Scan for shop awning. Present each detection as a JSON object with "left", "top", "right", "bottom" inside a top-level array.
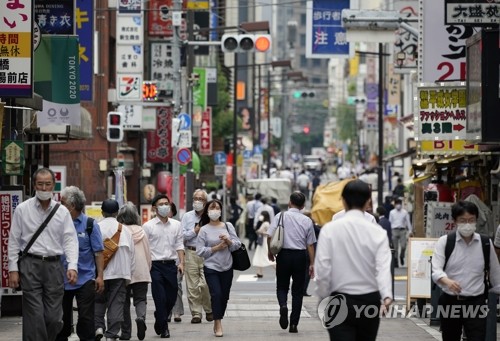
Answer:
[{"left": 383, "top": 148, "right": 416, "bottom": 163}]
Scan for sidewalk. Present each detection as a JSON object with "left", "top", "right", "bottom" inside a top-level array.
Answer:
[{"left": 0, "top": 295, "right": 443, "bottom": 340}]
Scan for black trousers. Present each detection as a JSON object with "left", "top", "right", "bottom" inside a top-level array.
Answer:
[
  {"left": 276, "top": 249, "right": 307, "bottom": 325},
  {"left": 204, "top": 267, "right": 234, "bottom": 320},
  {"left": 151, "top": 261, "right": 178, "bottom": 333},
  {"left": 438, "top": 293, "right": 487, "bottom": 341},
  {"left": 56, "top": 280, "right": 95, "bottom": 341},
  {"left": 326, "top": 291, "right": 381, "bottom": 341}
]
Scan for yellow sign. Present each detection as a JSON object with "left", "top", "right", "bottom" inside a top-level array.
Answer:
[
  {"left": 420, "top": 140, "right": 479, "bottom": 155},
  {"left": 187, "top": 0, "right": 209, "bottom": 9}
]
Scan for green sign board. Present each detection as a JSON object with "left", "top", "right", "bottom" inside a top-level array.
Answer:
[
  {"left": 2, "top": 141, "right": 24, "bottom": 176},
  {"left": 192, "top": 67, "right": 207, "bottom": 127}
]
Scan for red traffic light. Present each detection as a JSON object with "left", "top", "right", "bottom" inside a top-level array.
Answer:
[{"left": 303, "top": 125, "right": 310, "bottom": 134}]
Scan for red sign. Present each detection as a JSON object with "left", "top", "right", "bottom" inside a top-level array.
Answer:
[
  {"left": 147, "top": 0, "right": 187, "bottom": 37},
  {"left": 199, "top": 107, "right": 212, "bottom": 155},
  {"left": 176, "top": 148, "right": 191, "bottom": 165},
  {"left": 1, "top": 187, "right": 23, "bottom": 288},
  {"left": 146, "top": 107, "right": 173, "bottom": 163}
]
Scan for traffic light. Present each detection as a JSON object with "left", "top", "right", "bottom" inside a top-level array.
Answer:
[
  {"left": 303, "top": 125, "right": 310, "bottom": 134},
  {"left": 347, "top": 96, "right": 366, "bottom": 105},
  {"left": 221, "top": 34, "right": 272, "bottom": 53},
  {"left": 107, "top": 112, "right": 124, "bottom": 142},
  {"left": 293, "top": 90, "right": 315, "bottom": 99}
]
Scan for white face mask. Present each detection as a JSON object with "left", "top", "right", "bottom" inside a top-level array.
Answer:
[
  {"left": 157, "top": 205, "right": 171, "bottom": 218},
  {"left": 36, "top": 190, "right": 52, "bottom": 201},
  {"left": 395, "top": 204, "right": 402, "bottom": 210},
  {"left": 193, "top": 201, "right": 204, "bottom": 212},
  {"left": 457, "top": 223, "right": 476, "bottom": 237},
  {"left": 208, "top": 209, "right": 221, "bottom": 221}
]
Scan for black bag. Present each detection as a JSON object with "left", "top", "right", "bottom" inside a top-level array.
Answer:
[{"left": 225, "top": 223, "right": 251, "bottom": 271}]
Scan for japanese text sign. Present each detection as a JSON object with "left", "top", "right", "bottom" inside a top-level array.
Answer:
[
  {"left": 199, "top": 107, "right": 212, "bottom": 155},
  {"left": 35, "top": 0, "right": 74, "bottom": 35},
  {"left": 416, "top": 83, "right": 467, "bottom": 141},
  {"left": 445, "top": 0, "right": 500, "bottom": 25},
  {"left": 306, "top": 0, "right": 350, "bottom": 58},
  {"left": 146, "top": 107, "right": 173, "bottom": 163},
  {"left": 150, "top": 42, "right": 174, "bottom": 95},
  {"left": 425, "top": 202, "right": 456, "bottom": 238},
  {"left": 76, "top": 0, "right": 94, "bottom": 101}
]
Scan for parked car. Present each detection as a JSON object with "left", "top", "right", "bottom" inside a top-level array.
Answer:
[{"left": 302, "top": 155, "right": 322, "bottom": 171}]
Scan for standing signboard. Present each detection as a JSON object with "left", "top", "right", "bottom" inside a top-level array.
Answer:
[
  {"left": 306, "top": 0, "right": 350, "bottom": 58},
  {"left": 0, "top": 0, "right": 33, "bottom": 98},
  {"left": 0, "top": 187, "right": 23, "bottom": 291}
]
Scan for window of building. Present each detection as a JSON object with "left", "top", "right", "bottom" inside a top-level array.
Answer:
[
  {"left": 300, "top": 55, "right": 308, "bottom": 68},
  {"left": 301, "top": 14, "right": 306, "bottom": 25},
  {"left": 300, "top": 34, "right": 306, "bottom": 47},
  {"left": 313, "top": 58, "right": 321, "bottom": 67}
]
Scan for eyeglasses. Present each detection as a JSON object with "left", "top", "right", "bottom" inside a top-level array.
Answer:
[
  {"left": 193, "top": 197, "right": 206, "bottom": 201},
  {"left": 156, "top": 202, "right": 170, "bottom": 207}
]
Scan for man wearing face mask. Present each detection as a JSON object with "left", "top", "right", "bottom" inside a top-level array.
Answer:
[
  {"left": 389, "top": 198, "right": 412, "bottom": 267},
  {"left": 181, "top": 189, "right": 213, "bottom": 324},
  {"left": 8, "top": 167, "right": 79, "bottom": 341},
  {"left": 432, "top": 201, "right": 500, "bottom": 341},
  {"left": 142, "top": 194, "right": 184, "bottom": 338}
]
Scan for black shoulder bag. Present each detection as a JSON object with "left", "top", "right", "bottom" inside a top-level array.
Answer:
[
  {"left": 224, "top": 223, "right": 251, "bottom": 271},
  {"left": 16, "top": 203, "right": 60, "bottom": 290}
]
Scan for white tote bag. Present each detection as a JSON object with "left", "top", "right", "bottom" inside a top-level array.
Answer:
[{"left": 269, "top": 213, "right": 284, "bottom": 255}]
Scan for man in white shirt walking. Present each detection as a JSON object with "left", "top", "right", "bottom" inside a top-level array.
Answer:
[
  {"left": 432, "top": 201, "right": 500, "bottom": 341},
  {"left": 315, "top": 180, "right": 393, "bottom": 341},
  {"left": 8, "top": 168, "right": 79, "bottom": 341},
  {"left": 388, "top": 198, "right": 412, "bottom": 267},
  {"left": 95, "top": 199, "right": 135, "bottom": 341}
]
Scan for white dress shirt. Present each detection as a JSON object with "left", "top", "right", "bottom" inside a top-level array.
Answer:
[
  {"left": 388, "top": 208, "right": 412, "bottom": 232},
  {"left": 332, "top": 209, "right": 376, "bottom": 224},
  {"left": 143, "top": 217, "right": 184, "bottom": 261},
  {"left": 8, "top": 197, "right": 78, "bottom": 272},
  {"left": 98, "top": 217, "right": 135, "bottom": 281},
  {"left": 315, "top": 210, "right": 393, "bottom": 301},
  {"left": 431, "top": 232, "right": 500, "bottom": 296}
]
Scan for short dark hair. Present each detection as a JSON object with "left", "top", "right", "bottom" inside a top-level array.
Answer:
[
  {"left": 394, "top": 198, "right": 402, "bottom": 205},
  {"left": 151, "top": 194, "right": 169, "bottom": 207},
  {"left": 33, "top": 167, "right": 56, "bottom": 185},
  {"left": 376, "top": 206, "right": 386, "bottom": 216},
  {"left": 341, "top": 180, "right": 371, "bottom": 210},
  {"left": 290, "top": 191, "right": 306, "bottom": 208},
  {"left": 255, "top": 193, "right": 262, "bottom": 200},
  {"left": 451, "top": 201, "right": 479, "bottom": 220}
]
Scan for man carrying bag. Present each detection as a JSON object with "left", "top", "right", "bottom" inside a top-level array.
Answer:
[{"left": 267, "top": 192, "right": 316, "bottom": 334}]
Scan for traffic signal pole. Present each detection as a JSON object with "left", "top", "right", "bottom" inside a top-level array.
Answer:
[{"left": 172, "top": 0, "right": 182, "bottom": 209}]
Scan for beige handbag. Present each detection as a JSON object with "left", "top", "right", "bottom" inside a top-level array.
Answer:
[{"left": 269, "top": 213, "right": 284, "bottom": 255}]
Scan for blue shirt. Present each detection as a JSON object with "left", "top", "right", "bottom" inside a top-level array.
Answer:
[
  {"left": 267, "top": 208, "right": 317, "bottom": 250},
  {"left": 62, "top": 213, "right": 104, "bottom": 290},
  {"left": 181, "top": 210, "right": 202, "bottom": 248}
]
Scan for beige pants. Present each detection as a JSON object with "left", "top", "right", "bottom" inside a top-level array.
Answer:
[{"left": 184, "top": 248, "right": 212, "bottom": 317}]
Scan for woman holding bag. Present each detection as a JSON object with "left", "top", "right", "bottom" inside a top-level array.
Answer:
[{"left": 196, "top": 199, "right": 241, "bottom": 337}]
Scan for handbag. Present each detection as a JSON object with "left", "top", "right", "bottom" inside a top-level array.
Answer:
[
  {"left": 16, "top": 203, "right": 61, "bottom": 290},
  {"left": 269, "top": 212, "right": 285, "bottom": 255},
  {"left": 225, "top": 223, "right": 251, "bottom": 271},
  {"left": 102, "top": 223, "right": 122, "bottom": 269}
]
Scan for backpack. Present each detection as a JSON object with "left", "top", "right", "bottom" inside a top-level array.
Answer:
[{"left": 443, "top": 231, "right": 491, "bottom": 295}]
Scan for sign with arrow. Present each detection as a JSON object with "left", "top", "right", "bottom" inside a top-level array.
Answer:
[{"left": 416, "top": 84, "right": 468, "bottom": 142}]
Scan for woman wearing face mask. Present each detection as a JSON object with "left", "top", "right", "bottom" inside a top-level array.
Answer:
[
  {"left": 251, "top": 211, "right": 275, "bottom": 278},
  {"left": 196, "top": 199, "right": 242, "bottom": 337}
]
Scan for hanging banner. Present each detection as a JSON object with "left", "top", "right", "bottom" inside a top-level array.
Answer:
[
  {"left": 193, "top": 67, "right": 207, "bottom": 127},
  {"left": 394, "top": 1, "right": 418, "bottom": 71},
  {"left": 35, "top": 0, "right": 75, "bottom": 35},
  {"left": 35, "top": 35, "right": 81, "bottom": 127},
  {"left": 306, "top": 0, "right": 350, "bottom": 58},
  {"left": 0, "top": 187, "right": 23, "bottom": 289},
  {"left": 146, "top": 107, "right": 173, "bottom": 163},
  {"left": 76, "top": 0, "right": 94, "bottom": 101},
  {"left": 148, "top": 0, "right": 187, "bottom": 37},
  {"left": 416, "top": 83, "right": 467, "bottom": 141},
  {"left": 199, "top": 107, "right": 212, "bottom": 155},
  {"left": 0, "top": 0, "right": 33, "bottom": 98}
]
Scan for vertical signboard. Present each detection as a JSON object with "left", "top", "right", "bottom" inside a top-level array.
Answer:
[
  {"left": 393, "top": 0, "right": 418, "bottom": 71},
  {"left": 146, "top": 107, "right": 173, "bottom": 163},
  {"left": 34, "top": 0, "right": 75, "bottom": 35},
  {"left": 0, "top": 0, "right": 33, "bottom": 98},
  {"left": 150, "top": 42, "right": 174, "bottom": 97},
  {"left": 148, "top": 0, "right": 187, "bottom": 37},
  {"left": 199, "top": 107, "right": 212, "bottom": 155},
  {"left": 192, "top": 67, "right": 207, "bottom": 127},
  {"left": 306, "top": 0, "right": 350, "bottom": 58},
  {"left": 116, "top": 45, "right": 143, "bottom": 73},
  {"left": 0, "top": 187, "right": 23, "bottom": 289},
  {"left": 35, "top": 36, "right": 81, "bottom": 127},
  {"left": 76, "top": 0, "right": 94, "bottom": 101},
  {"left": 420, "top": 0, "right": 477, "bottom": 83}
]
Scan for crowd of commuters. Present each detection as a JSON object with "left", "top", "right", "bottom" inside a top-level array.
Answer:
[{"left": 7, "top": 167, "right": 500, "bottom": 341}]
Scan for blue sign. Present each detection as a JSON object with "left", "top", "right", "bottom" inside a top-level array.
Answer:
[
  {"left": 253, "top": 145, "right": 263, "bottom": 155},
  {"left": 76, "top": 0, "right": 93, "bottom": 101},
  {"left": 306, "top": 0, "right": 350, "bottom": 58},
  {"left": 243, "top": 150, "right": 253, "bottom": 159},
  {"left": 177, "top": 113, "right": 191, "bottom": 130},
  {"left": 214, "top": 152, "right": 227, "bottom": 165},
  {"left": 35, "top": 0, "right": 75, "bottom": 35}
]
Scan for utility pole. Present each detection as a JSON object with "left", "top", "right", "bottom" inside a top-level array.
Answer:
[{"left": 172, "top": 0, "right": 182, "bottom": 208}]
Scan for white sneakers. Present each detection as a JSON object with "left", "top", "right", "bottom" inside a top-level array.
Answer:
[{"left": 95, "top": 327, "right": 104, "bottom": 341}]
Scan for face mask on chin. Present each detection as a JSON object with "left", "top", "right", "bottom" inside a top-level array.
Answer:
[{"left": 36, "top": 191, "right": 52, "bottom": 201}]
